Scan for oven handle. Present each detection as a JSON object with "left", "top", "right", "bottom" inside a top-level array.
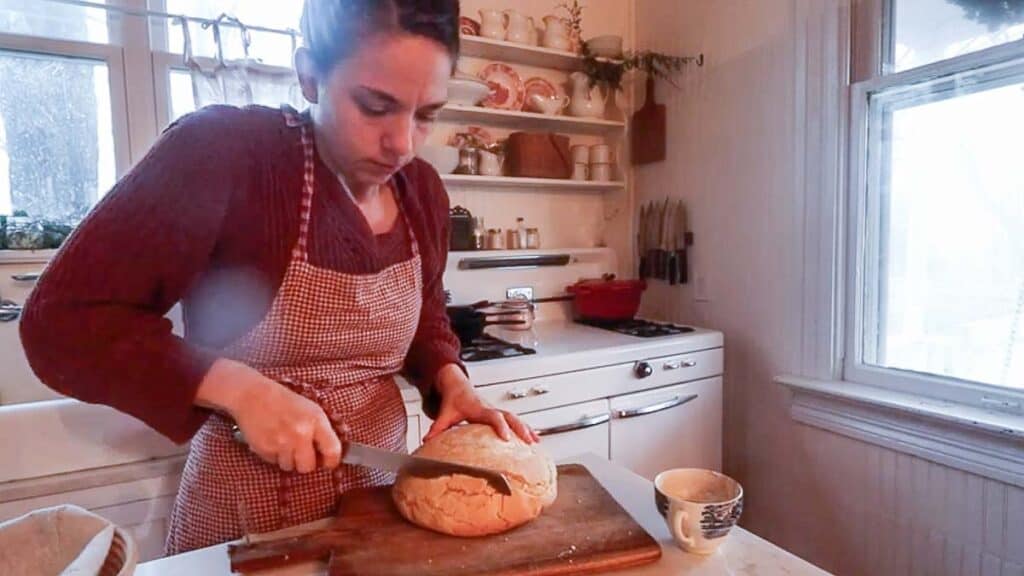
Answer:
[
  {"left": 535, "top": 413, "right": 610, "bottom": 437},
  {"left": 614, "top": 394, "right": 698, "bottom": 420}
]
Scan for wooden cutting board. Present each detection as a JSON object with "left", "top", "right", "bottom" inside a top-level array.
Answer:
[
  {"left": 631, "top": 76, "right": 667, "bottom": 165},
  {"left": 229, "top": 464, "right": 662, "bottom": 575}
]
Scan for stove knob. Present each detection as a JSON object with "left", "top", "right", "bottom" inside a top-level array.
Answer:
[{"left": 634, "top": 362, "right": 654, "bottom": 379}]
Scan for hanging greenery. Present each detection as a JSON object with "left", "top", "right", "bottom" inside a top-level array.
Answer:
[{"left": 581, "top": 47, "right": 703, "bottom": 92}]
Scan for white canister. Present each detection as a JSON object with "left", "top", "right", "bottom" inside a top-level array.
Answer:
[
  {"left": 572, "top": 163, "right": 589, "bottom": 181},
  {"left": 477, "top": 149, "right": 503, "bottom": 176},
  {"left": 589, "top": 144, "right": 611, "bottom": 164},
  {"left": 589, "top": 163, "right": 612, "bottom": 182},
  {"left": 570, "top": 145, "right": 590, "bottom": 164}
]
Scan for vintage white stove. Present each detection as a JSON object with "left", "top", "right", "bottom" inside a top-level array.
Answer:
[{"left": 400, "top": 247, "right": 725, "bottom": 480}]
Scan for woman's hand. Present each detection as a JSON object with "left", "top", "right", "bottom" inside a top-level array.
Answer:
[
  {"left": 196, "top": 359, "right": 343, "bottom": 473},
  {"left": 423, "top": 364, "right": 540, "bottom": 444}
]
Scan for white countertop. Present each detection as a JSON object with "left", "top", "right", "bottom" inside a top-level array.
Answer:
[
  {"left": 398, "top": 319, "right": 725, "bottom": 402},
  {"left": 136, "top": 453, "right": 828, "bottom": 576}
]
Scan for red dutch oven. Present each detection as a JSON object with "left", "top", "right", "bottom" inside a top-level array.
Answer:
[{"left": 566, "top": 277, "right": 647, "bottom": 321}]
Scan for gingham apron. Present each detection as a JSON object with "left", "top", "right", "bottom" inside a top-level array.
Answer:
[{"left": 165, "top": 106, "right": 423, "bottom": 555}]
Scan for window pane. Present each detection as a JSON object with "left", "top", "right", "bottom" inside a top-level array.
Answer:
[
  {"left": 0, "top": 50, "right": 115, "bottom": 223},
  {"left": 865, "top": 75, "right": 1024, "bottom": 389},
  {"left": 160, "top": 0, "right": 303, "bottom": 68},
  {"left": 891, "top": 0, "right": 1024, "bottom": 72},
  {"left": 0, "top": 0, "right": 109, "bottom": 43}
]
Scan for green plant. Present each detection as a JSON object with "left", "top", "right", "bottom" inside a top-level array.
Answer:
[
  {"left": 581, "top": 47, "right": 703, "bottom": 92},
  {"left": 556, "top": 1, "right": 584, "bottom": 50}
]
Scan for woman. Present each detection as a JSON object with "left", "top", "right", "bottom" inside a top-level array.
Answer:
[{"left": 20, "top": 0, "right": 537, "bottom": 554}]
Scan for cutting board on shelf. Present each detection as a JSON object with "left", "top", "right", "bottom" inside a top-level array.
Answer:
[
  {"left": 631, "top": 76, "right": 667, "bottom": 165},
  {"left": 229, "top": 464, "right": 662, "bottom": 576}
]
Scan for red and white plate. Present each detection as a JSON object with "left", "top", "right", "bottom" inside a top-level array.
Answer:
[
  {"left": 479, "top": 63, "right": 525, "bottom": 111},
  {"left": 459, "top": 16, "right": 480, "bottom": 36}
]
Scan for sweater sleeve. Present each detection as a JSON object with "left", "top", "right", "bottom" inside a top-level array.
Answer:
[
  {"left": 19, "top": 106, "right": 250, "bottom": 444},
  {"left": 401, "top": 164, "right": 464, "bottom": 419}
]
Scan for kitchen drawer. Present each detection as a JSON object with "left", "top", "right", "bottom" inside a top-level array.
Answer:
[
  {"left": 475, "top": 347, "right": 723, "bottom": 415},
  {"left": 609, "top": 376, "right": 723, "bottom": 480},
  {"left": 519, "top": 399, "right": 610, "bottom": 462}
]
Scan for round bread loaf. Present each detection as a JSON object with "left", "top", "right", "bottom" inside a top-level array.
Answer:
[{"left": 391, "top": 424, "right": 558, "bottom": 537}]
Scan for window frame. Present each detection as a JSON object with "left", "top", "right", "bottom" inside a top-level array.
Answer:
[
  {"left": 0, "top": 30, "right": 132, "bottom": 191},
  {"left": 844, "top": 0, "right": 1024, "bottom": 412}
]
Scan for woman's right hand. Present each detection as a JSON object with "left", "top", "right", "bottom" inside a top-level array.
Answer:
[{"left": 195, "top": 359, "right": 343, "bottom": 474}]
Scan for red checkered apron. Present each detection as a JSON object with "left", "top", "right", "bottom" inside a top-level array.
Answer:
[{"left": 165, "top": 106, "right": 423, "bottom": 555}]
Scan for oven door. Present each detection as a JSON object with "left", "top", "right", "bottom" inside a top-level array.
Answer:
[{"left": 519, "top": 399, "right": 610, "bottom": 462}]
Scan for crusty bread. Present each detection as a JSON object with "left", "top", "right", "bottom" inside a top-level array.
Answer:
[{"left": 391, "top": 424, "right": 558, "bottom": 537}]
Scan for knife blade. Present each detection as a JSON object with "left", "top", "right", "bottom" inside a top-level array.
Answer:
[
  {"left": 231, "top": 425, "right": 513, "bottom": 495},
  {"left": 343, "top": 441, "right": 513, "bottom": 495},
  {"left": 638, "top": 203, "right": 648, "bottom": 279},
  {"left": 676, "top": 200, "right": 689, "bottom": 284}
]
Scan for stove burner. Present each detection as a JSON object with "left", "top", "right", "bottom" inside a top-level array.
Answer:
[
  {"left": 460, "top": 334, "right": 537, "bottom": 362},
  {"left": 578, "top": 318, "right": 696, "bottom": 338}
]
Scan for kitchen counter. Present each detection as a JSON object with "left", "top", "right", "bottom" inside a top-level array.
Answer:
[{"left": 136, "top": 453, "right": 828, "bottom": 576}]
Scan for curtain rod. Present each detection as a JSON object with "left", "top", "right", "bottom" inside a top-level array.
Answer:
[{"left": 46, "top": 0, "right": 301, "bottom": 38}]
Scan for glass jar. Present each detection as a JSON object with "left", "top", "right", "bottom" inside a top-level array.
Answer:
[
  {"left": 453, "top": 148, "right": 478, "bottom": 175},
  {"left": 526, "top": 228, "right": 541, "bottom": 249}
]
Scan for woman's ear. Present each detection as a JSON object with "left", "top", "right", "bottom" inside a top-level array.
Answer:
[{"left": 294, "top": 47, "right": 320, "bottom": 104}]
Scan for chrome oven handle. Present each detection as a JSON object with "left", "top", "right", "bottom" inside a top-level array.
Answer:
[
  {"left": 535, "top": 413, "right": 611, "bottom": 437},
  {"left": 614, "top": 394, "right": 698, "bottom": 419},
  {"left": 663, "top": 359, "right": 697, "bottom": 371}
]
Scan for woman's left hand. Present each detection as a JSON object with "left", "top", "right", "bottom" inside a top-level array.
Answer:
[{"left": 423, "top": 364, "right": 540, "bottom": 444}]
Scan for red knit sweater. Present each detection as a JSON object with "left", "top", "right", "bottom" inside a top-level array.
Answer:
[{"left": 20, "top": 105, "right": 459, "bottom": 444}]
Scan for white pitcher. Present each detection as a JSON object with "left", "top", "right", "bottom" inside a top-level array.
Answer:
[
  {"left": 540, "top": 15, "right": 571, "bottom": 51},
  {"left": 479, "top": 9, "right": 506, "bottom": 41},
  {"left": 504, "top": 10, "right": 535, "bottom": 45},
  {"left": 567, "top": 71, "right": 607, "bottom": 119}
]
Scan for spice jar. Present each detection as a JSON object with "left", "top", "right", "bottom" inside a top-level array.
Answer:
[
  {"left": 454, "top": 148, "right": 478, "bottom": 175},
  {"left": 526, "top": 228, "right": 541, "bottom": 249}
]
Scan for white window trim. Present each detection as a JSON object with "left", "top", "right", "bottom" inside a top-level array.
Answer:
[{"left": 779, "top": 0, "right": 1024, "bottom": 487}]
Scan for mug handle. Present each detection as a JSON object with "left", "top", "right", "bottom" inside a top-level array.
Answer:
[{"left": 671, "top": 506, "right": 697, "bottom": 549}]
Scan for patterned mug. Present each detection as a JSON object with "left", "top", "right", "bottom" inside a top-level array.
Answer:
[{"left": 654, "top": 468, "right": 743, "bottom": 555}]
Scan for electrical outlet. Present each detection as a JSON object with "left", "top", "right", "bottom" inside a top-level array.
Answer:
[
  {"left": 694, "top": 274, "right": 711, "bottom": 303},
  {"left": 506, "top": 286, "right": 534, "bottom": 301}
]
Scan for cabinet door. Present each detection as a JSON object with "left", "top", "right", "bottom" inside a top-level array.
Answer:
[
  {"left": 609, "top": 377, "right": 722, "bottom": 480},
  {"left": 519, "top": 399, "right": 610, "bottom": 462}
]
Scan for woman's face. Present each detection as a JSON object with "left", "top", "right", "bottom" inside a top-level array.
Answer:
[{"left": 299, "top": 33, "right": 451, "bottom": 190}]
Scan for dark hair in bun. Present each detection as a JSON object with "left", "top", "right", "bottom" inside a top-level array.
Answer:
[{"left": 300, "top": 0, "right": 460, "bottom": 75}]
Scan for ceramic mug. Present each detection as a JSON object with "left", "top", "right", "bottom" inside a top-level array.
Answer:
[
  {"left": 589, "top": 144, "right": 611, "bottom": 164},
  {"left": 654, "top": 468, "right": 743, "bottom": 555},
  {"left": 570, "top": 145, "right": 590, "bottom": 164},
  {"left": 589, "top": 163, "right": 612, "bottom": 182}
]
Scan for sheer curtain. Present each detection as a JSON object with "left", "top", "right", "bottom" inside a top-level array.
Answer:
[{"left": 178, "top": 15, "right": 304, "bottom": 110}]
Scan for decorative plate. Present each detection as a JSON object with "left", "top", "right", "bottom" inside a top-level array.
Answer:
[
  {"left": 479, "top": 63, "right": 526, "bottom": 111},
  {"left": 523, "top": 77, "right": 564, "bottom": 111},
  {"left": 459, "top": 16, "right": 480, "bottom": 36}
]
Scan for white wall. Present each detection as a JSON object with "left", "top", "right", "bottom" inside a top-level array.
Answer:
[{"left": 634, "top": 1, "right": 1024, "bottom": 574}]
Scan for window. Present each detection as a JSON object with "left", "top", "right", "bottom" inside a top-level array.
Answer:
[
  {"left": 0, "top": 49, "right": 116, "bottom": 221},
  {"left": 0, "top": 0, "right": 301, "bottom": 409},
  {"left": 848, "top": 0, "right": 1024, "bottom": 404}
]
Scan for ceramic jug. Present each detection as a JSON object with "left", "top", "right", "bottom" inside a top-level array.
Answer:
[
  {"left": 479, "top": 9, "right": 506, "bottom": 40},
  {"left": 540, "top": 15, "right": 571, "bottom": 51},
  {"left": 504, "top": 10, "right": 535, "bottom": 45},
  {"left": 567, "top": 71, "right": 607, "bottom": 119}
]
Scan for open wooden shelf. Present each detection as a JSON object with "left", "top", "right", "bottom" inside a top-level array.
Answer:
[
  {"left": 441, "top": 174, "right": 624, "bottom": 192},
  {"left": 440, "top": 104, "right": 624, "bottom": 134}
]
